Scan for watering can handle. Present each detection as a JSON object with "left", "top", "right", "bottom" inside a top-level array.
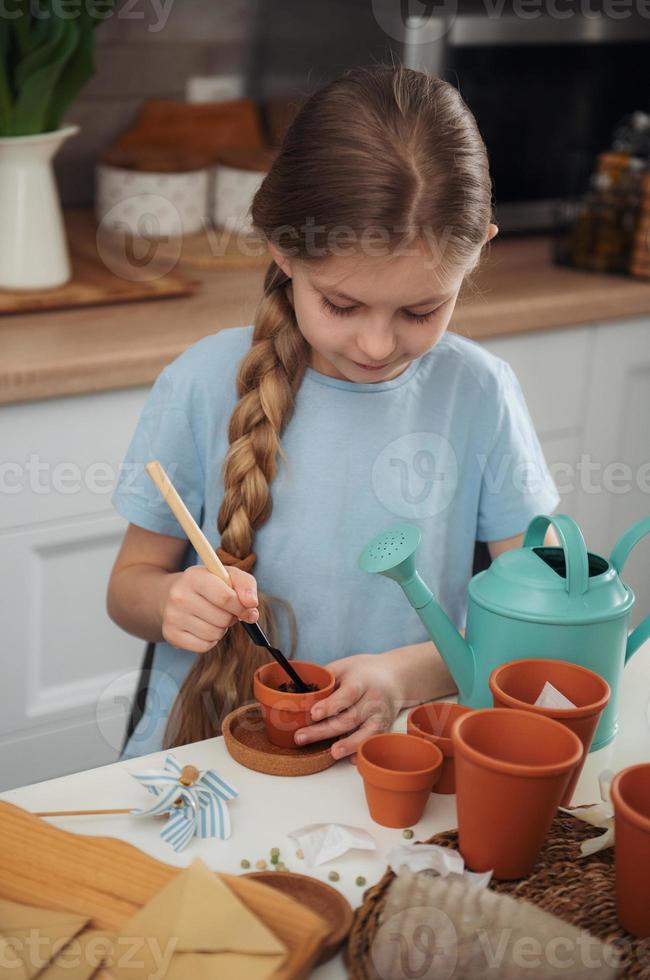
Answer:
[
  {"left": 523, "top": 514, "right": 590, "bottom": 597},
  {"left": 610, "top": 516, "right": 650, "bottom": 663}
]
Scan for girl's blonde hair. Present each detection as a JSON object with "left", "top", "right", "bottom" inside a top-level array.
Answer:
[{"left": 163, "top": 64, "right": 493, "bottom": 748}]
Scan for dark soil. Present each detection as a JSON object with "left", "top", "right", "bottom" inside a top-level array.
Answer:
[{"left": 277, "top": 681, "right": 320, "bottom": 693}]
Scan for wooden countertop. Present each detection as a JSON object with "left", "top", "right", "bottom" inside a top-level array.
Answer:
[{"left": 2, "top": 232, "right": 650, "bottom": 406}]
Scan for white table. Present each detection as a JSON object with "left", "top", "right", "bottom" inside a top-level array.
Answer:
[{"left": 2, "top": 641, "right": 649, "bottom": 979}]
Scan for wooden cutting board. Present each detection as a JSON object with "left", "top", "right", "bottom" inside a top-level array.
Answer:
[
  {"left": 0, "top": 801, "right": 330, "bottom": 980},
  {"left": 0, "top": 210, "right": 198, "bottom": 316}
]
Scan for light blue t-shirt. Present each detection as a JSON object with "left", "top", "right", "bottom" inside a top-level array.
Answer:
[{"left": 112, "top": 325, "right": 560, "bottom": 759}]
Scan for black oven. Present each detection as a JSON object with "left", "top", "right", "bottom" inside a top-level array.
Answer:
[
  {"left": 392, "top": 6, "right": 650, "bottom": 233},
  {"left": 252, "top": 1, "right": 650, "bottom": 235}
]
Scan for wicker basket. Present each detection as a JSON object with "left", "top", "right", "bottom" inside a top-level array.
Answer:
[{"left": 345, "top": 812, "right": 650, "bottom": 979}]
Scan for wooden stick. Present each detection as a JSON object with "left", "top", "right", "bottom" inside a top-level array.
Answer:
[
  {"left": 34, "top": 767, "right": 198, "bottom": 818},
  {"left": 35, "top": 807, "right": 135, "bottom": 817},
  {"left": 145, "top": 460, "right": 232, "bottom": 586}
]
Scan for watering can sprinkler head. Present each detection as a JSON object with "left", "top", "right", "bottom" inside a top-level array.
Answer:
[
  {"left": 357, "top": 524, "right": 421, "bottom": 585},
  {"left": 358, "top": 522, "right": 476, "bottom": 700}
]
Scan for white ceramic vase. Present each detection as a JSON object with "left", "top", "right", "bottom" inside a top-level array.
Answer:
[{"left": 0, "top": 124, "right": 79, "bottom": 290}]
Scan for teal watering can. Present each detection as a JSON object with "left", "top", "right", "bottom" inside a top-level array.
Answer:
[{"left": 358, "top": 514, "right": 650, "bottom": 750}]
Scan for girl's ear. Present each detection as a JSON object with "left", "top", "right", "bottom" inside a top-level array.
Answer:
[
  {"left": 267, "top": 240, "right": 293, "bottom": 278},
  {"left": 486, "top": 222, "right": 499, "bottom": 243}
]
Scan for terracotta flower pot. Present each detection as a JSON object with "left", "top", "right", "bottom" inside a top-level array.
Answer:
[
  {"left": 489, "top": 658, "right": 610, "bottom": 806},
  {"left": 611, "top": 763, "right": 650, "bottom": 938},
  {"left": 452, "top": 708, "right": 583, "bottom": 879},
  {"left": 407, "top": 701, "right": 474, "bottom": 794},
  {"left": 357, "top": 732, "right": 442, "bottom": 828},
  {"left": 253, "top": 661, "right": 335, "bottom": 748}
]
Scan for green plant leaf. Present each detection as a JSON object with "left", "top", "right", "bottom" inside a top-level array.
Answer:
[
  {"left": 44, "top": 0, "right": 114, "bottom": 131},
  {"left": 14, "top": 9, "right": 64, "bottom": 91},
  {"left": 0, "top": 22, "right": 13, "bottom": 134},
  {"left": 90, "top": 0, "right": 116, "bottom": 29},
  {"left": 10, "top": 0, "right": 39, "bottom": 60},
  {"left": 11, "top": 13, "right": 79, "bottom": 134}
]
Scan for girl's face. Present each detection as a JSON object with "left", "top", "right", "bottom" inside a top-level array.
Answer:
[{"left": 267, "top": 235, "right": 492, "bottom": 383}]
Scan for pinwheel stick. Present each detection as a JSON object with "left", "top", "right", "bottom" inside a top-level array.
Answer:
[{"left": 34, "top": 765, "right": 199, "bottom": 818}]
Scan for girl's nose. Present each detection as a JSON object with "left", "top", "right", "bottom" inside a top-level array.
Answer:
[{"left": 355, "top": 325, "right": 398, "bottom": 364}]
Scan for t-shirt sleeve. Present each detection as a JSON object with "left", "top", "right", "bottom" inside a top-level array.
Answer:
[
  {"left": 476, "top": 360, "right": 561, "bottom": 541},
  {"left": 111, "top": 367, "right": 204, "bottom": 538}
]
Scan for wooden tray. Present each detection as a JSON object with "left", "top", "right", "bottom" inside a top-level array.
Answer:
[
  {"left": 223, "top": 703, "right": 339, "bottom": 777},
  {"left": 0, "top": 801, "right": 329, "bottom": 980},
  {"left": 244, "top": 871, "right": 354, "bottom": 966},
  {"left": 157, "top": 223, "right": 271, "bottom": 270},
  {"left": 0, "top": 209, "right": 198, "bottom": 316}
]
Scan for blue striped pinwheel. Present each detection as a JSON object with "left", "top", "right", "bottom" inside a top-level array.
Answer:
[{"left": 129, "top": 754, "right": 238, "bottom": 852}]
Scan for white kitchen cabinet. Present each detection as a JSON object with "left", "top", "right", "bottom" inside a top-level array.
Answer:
[
  {"left": 483, "top": 316, "right": 650, "bottom": 632},
  {"left": 1, "top": 317, "right": 648, "bottom": 790},
  {"left": 0, "top": 388, "right": 150, "bottom": 790}
]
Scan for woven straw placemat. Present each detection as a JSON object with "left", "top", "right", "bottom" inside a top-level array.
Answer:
[{"left": 345, "top": 812, "right": 650, "bottom": 979}]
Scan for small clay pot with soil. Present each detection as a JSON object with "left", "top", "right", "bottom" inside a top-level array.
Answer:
[{"left": 253, "top": 660, "right": 335, "bottom": 748}]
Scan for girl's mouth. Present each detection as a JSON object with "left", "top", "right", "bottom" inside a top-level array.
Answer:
[{"left": 351, "top": 360, "right": 391, "bottom": 371}]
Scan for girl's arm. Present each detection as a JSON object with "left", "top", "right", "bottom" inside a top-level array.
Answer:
[
  {"left": 107, "top": 523, "right": 259, "bottom": 647},
  {"left": 488, "top": 524, "right": 560, "bottom": 559},
  {"left": 107, "top": 524, "right": 187, "bottom": 642}
]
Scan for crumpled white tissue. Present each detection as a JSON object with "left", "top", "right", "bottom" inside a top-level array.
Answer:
[
  {"left": 287, "top": 823, "right": 377, "bottom": 867},
  {"left": 560, "top": 769, "right": 615, "bottom": 855},
  {"left": 534, "top": 681, "right": 577, "bottom": 710},
  {"left": 387, "top": 843, "right": 492, "bottom": 889}
]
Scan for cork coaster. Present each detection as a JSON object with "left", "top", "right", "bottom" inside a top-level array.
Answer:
[
  {"left": 222, "top": 703, "right": 338, "bottom": 776},
  {"left": 243, "top": 871, "right": 354, "bottom": 965}
]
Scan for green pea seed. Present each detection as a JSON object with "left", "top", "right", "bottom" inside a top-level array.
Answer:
[
  {"left": 270, "top": 853, "right": 279, "bottom": 865},
  {"left": 355, "top": 876, "right": 366, "bottom": 887},
  {"left": 328, "top": 871, "right": 340, "bottom": 882},
  {"left": 270, "top": 847, "right": 280, "bottom": 858},
  {"left": 240, "top": 859, "right": 251, "bottom": 869},
  {"left": 276, "top": 862, "right": 287, "bottom": 871},
  {"left": 402, "top": 828, "right": 414, "bottom": 839}
]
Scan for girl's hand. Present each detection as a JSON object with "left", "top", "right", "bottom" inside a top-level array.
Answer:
[
  {"left": 293, "top": 652, "right": 404, "bottom": 761},
  {"left": 161, "top": 565, "right": 259, "bottom": 653}
]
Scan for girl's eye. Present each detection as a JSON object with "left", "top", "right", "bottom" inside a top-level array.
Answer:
[
  {"left": 320, "top": 296, "right": 358, "bottom": 317},
  {"left": 404, "top": 308, "right": 438, "bottom": 324},
  {"left": 320, "top": 295, "right": 440, "bottom": 323}
]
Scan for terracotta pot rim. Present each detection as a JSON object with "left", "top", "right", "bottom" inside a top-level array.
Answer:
[
  {"left": 253, "top": 661, "right": 335, "bottom": 708},
  {"left": 611, "top": 763, "right": 650, "bottom": 835},
  {"left": 358, "top": 732, "right": 443, "bottom": 781},
  {"left": 407, "top": 702, "right": 473, "bottom": 752},
  {"left": 453, "top": 708, "right": 583, "bottom": 778},
  {"left": 489, "top": 659, "right": 611, "bottom": 719}
]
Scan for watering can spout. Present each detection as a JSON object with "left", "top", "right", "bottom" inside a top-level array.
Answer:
[{"left": 358, "top": 525, "right": 476, "bottom": 702}]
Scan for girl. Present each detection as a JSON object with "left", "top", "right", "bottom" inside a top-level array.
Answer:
[{"left": 107, "top": 65, "right": 560, "bottom": 762}]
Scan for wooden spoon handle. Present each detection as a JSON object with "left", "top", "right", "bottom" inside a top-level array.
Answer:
[{"left": 145, "top": 460, "right": 232, "bottom": 586}]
